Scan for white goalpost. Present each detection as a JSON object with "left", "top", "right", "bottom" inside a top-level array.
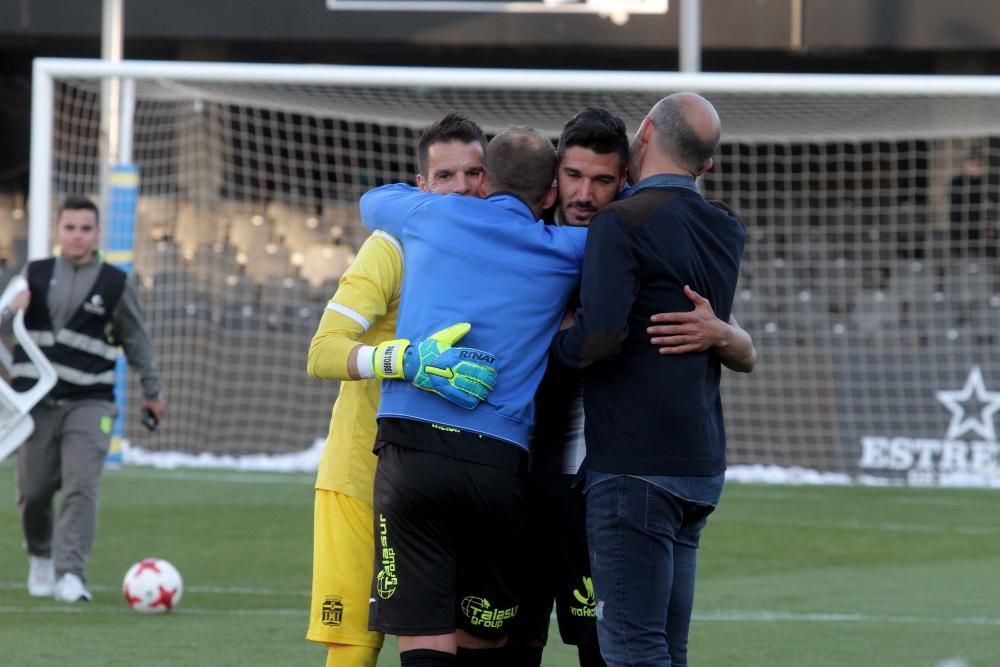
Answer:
[{"left": 28, "top": 58, "right": 1000, "bottom": 485}]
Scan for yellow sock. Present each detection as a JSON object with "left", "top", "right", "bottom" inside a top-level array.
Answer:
[{"left": 326, "top": 643, "right": 380, "bottom": 667}]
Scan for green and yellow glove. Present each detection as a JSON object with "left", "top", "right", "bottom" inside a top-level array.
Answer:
[{"left": 372, "top": 323, "right": 498, "bottom": 410}]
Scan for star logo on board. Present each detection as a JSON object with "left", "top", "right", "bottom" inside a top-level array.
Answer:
[{"left": 935, "top": 367, "right": 1000, "bottom": 442}]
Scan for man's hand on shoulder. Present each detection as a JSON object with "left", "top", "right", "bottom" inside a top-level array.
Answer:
[
  {"left": 372, "top": 323, "right": 499, "bottom": 409},
  {"left": 647, "top": 285, "right": 727, "bottom": 354},
  {"left": 647, "top": 285, "right": 757, "bottom": 372}
]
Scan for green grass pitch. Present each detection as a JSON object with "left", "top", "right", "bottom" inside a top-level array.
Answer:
[{"left": 1, "top": 462, "right": 998, "bottom": 666}]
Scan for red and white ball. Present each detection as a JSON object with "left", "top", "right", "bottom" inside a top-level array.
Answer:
[{"left": 122, "top": 558, "right": 183, "bottom": 614}]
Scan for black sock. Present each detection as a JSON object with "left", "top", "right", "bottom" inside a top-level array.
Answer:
[
  {"left": 577, "top": 638, "right": 607, "bottom": 667},
  {"left": 400, "top": 648, "right": 457, "bottom": 667},
  {"left": 455, "top": 645, "right": 513, "bottom": 667},
  {"left": 503, "top": 644, "right": 543, "bottom": 667}
]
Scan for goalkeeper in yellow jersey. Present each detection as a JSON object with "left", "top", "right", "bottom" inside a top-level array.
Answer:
[{"left": 305, "top": 113, "right": 489, "bottom": 667}]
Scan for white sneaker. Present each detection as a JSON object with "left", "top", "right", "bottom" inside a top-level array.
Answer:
[
  {"left": 27, "top": 556, "right": 55, "bottom": 597},
  {"left": 53, "top": 572, "right": 92, "bottom": 602}
]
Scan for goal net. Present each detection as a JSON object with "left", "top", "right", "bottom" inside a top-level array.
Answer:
[{"left": 30, "top": 61, "right": 1000, "bottom": 485}]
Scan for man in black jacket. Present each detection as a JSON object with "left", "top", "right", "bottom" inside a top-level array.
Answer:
[
  {"left": 552, "top": 93, "right": 747, "bottom": 667},
  {"left": 4, "top": 196, "right": 166, "bottom": 603},
  {"left": 513, "top": 107, "right": 755, "bottom": 667}
]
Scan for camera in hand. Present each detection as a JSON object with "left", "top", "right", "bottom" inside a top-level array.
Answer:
[{"left": 141, "top": 407, "right": 159, "bottom": 432}]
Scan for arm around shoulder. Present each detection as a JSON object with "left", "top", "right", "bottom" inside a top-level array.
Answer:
[
  {"left": 647, "top": 285, "right": 756, "bottom": 372},
  {"left": 715, "top": 316, "right": 757, "bottom": 373},
  {"left": 551, "top": 215, "right": 636, "bottom": 369},
  {"left": 359, "top": 183, "right": 426, "bottom": 237},
  {"left": 307, "top": 310, "right": 369, "bottom": 381},
  {"left": 307, "top": 232, "right": 402, "bottom": 381}
]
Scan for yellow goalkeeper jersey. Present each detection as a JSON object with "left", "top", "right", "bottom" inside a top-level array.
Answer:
[{"left": 307, "top": 230, "right": 402, "bottom": 502}]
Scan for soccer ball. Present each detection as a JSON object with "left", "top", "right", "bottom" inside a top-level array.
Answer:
[{"left": 122, "top": 558, "right": 183, "bottom": 614}]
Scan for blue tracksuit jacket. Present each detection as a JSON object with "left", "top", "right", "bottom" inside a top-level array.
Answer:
[{"left": 360, "top": 183, "right": 587, "bottom": 450}]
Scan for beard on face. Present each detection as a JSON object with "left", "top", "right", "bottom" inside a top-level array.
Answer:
[
  {"left": 561, "top": 201, "right": 598, "bottom": 226},
  {"left": 567, "top": 200, "right": 597, "bottom": 213}
]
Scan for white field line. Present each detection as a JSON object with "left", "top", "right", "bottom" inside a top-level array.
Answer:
[
  {"left": 696, "top": 610, "right": 1000, "bottom": 626},
  {"left": 2, "top": 604, "right": 999, "bottom": 626},
  {"left": 0, "top": 604, "right": 306, "bottom": 617},
  {"left": 0, "top": 581, "right": 309, "bottom": 596},
  {"left": 887, "top": 496, "right": 1000, "bottom": 508},
  {"left": 105, "top": 467, "right": 314, "bottom": 485},
  {"left": 722, "top": 488, "right": 998, "bottom": 509},
  {"left": 721, "top": 516, "right": 1000, "bottom": 536},
  {"left": 104, "top": 469, "right": 1000, "bottom": 504}
]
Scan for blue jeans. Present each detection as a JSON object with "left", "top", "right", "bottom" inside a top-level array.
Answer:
[{"left": 586, "top": 475, "right": 715, "bottom": 667}]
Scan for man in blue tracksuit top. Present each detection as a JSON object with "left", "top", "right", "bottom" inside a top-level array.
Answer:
[{"left": 359, "top": 127, "right": 587, "bottom": 667}]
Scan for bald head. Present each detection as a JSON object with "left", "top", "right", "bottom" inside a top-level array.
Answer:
[
  {"left": 484, "top": 127, "right": 557, "bottom": 209},
  {"left": 645, "top": 92, "right": 721, "bottom": 176}
]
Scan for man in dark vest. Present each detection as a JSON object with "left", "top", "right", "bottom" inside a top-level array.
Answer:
[{"left": 2, "top": 195, "right": 166, "bottom": 603}]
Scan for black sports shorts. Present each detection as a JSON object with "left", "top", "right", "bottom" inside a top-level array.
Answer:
[
  {"left": 369, "top": 428, "right": 526, "bottom": 639},
  {"left": 509, "top": 473, "right": 597, "bottom": 646}
]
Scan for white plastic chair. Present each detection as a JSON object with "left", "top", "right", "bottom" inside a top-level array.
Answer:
[{"left": 0, "top": 276, "right": 57, "bottom": 460}]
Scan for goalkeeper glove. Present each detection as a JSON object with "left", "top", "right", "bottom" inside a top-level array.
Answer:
[{"left": 372, "top": 323, "right": 498, "bottom": 410}]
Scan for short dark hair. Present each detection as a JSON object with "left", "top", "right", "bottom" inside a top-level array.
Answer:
[
  {"left": 556, "top": 107, "right": 629, "bottom": 171},
  {"left": 57, "top": 195, "right": 100, "bottom": 225},
  {"left": 484, "top": 127, "right": 556, "bottom": 207},
  {"left": 417, "top": 113, "right": 487, "bottom": 178},
  {"left": 649, "top": 96, "right": 720, "bottom": 174}
]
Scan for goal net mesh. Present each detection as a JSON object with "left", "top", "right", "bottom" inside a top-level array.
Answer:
[{"left": 44, "top": 71, "right": 1000, "bottom": 483}]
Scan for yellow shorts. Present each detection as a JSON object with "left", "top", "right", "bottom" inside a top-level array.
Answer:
[{"left": 306, "top": 489, "right": 384, "bottom": 649}]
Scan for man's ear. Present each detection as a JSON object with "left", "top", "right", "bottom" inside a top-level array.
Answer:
[
  {"left": 541, "top": 182, "right": 558, "bottom": 211},
  {"left": 696, "top": 157, "right": 714, "bottom": 177},
  {"left": 416, "top": 173, "right": 427, "bottom": 192},
  {"left": 639, "top": 116, "right": 655, "bottom": 143}
]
